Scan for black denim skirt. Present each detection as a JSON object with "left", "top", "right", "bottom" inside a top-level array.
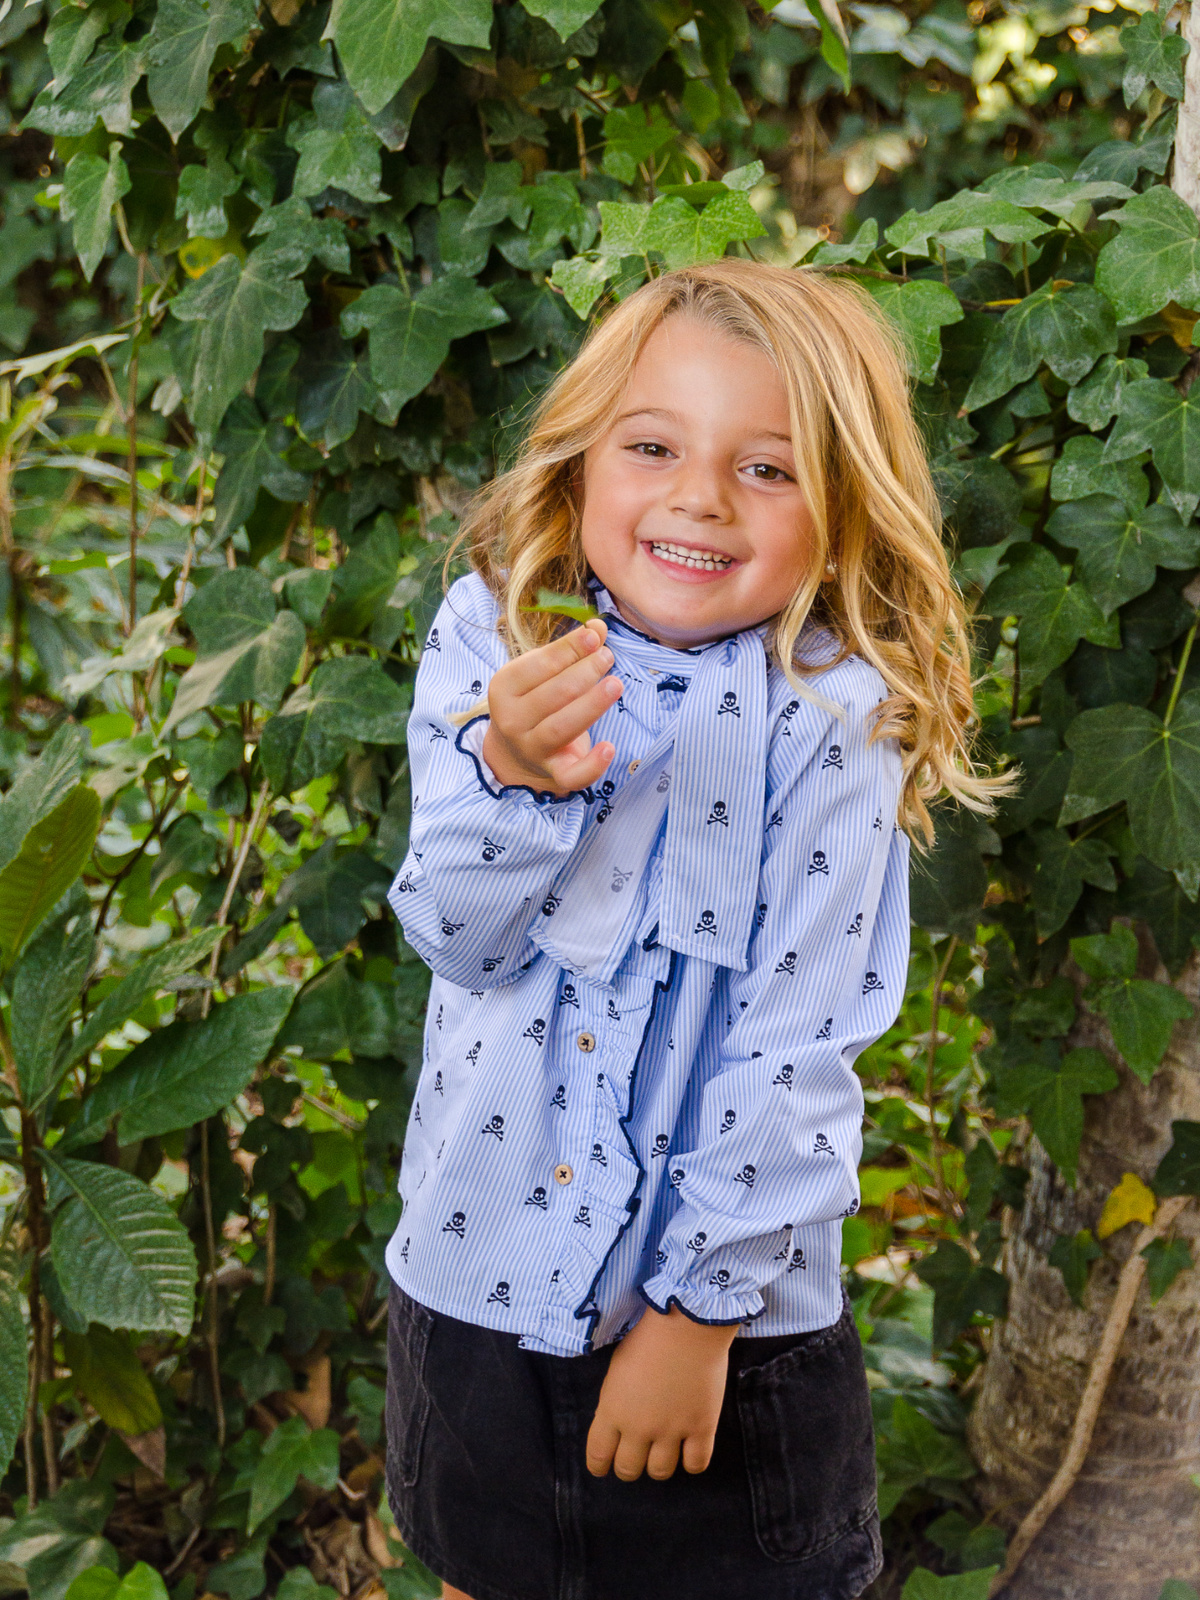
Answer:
[{"left": 385, "top": 1281, "right": 882, "bottom": 1600}]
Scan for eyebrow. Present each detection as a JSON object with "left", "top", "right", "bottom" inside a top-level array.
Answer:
[{"left": 616, "top": 406, "right": 793, "bottom": 444}]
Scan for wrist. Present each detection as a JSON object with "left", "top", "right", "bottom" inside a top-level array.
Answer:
[
  {"left": 481, "top": 724, "right": 546, "bottom": 792},
  {"left": 636, "top": 1305, "right": 741, "bottom": 1354}
]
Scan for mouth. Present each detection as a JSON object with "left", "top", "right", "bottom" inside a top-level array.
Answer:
[{"left": 645, "top": 540, "right": 735, "bottom": 572}]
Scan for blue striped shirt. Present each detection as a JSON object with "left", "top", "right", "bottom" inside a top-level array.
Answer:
[{"left": 386, "top": 573, "right": 910, "bottom": 1355}]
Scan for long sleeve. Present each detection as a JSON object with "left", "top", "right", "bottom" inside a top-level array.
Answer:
[
  {"left": 388, "top": 575, "right": 587, "bottom": 989},
  {"left": 639, "top": 668, "right": 910, "bottom": 1326}
]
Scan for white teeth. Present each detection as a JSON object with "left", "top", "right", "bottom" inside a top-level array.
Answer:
[{"left": 649, "top": 541, "right": 732, "bottom": 570}]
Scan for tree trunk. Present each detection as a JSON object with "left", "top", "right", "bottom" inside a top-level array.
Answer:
[
  {"left": 966, "top": 944, "right": 1200, "bottom": 1598},
  {"left": 1173, "top": 1, "right": 1200, "bottom": 214}
]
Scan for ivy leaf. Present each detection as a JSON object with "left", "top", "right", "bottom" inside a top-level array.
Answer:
[
  {"left": 1142, "top": 1235, "right": 1194, "bottom": 1304},
  {"left": 1095, "top": 188, "right": 1200, "bottom": 325},
  {"left": 979, "top": 166, "right": 1135, "bottom": 219},
  {"left": 1097, "top": 1172, "right": 1158, "bottom": 1239},
  {"left": 647, "top": 191, "right": 767, "bottom": 268},
  {"left": 518, "top": 0, "right": 603, "bottom": 41},
  {"left": 1118, "top": 858, "right": 1200, "bottom": 977},
  {"left": 330, "top": 0, "right": 492, "bottom": 116},
  {"left": 601, "top": 103, "right": 677, "bottom": 184},
  {"left": 23, "top": 36, "right": 145, "bottom": 135},
  {"left": 1049, "top": 436, "right": 1148, "bottom": 514},
  {"left": 61, "top": 145, "right": 130, "bottom": 282},
  {"left": 548, "top": 252, "right": 613, "bottom": 319},
  {"left": 146, "top": 0, "right": 257, "bottom": 141},
  {"left": 1119, "top": 10, "right": 1187, "bottom": 106},
  {"left": 1154, "top": 1119, "right": 1200, "bottom": 1196},
  {"left": 863, "top": 279, "right": 963, "bottom": 384},
  {"left": 166, "top": 569, "right": 304, "bottom": 732},
  {"left": 912, "top": 1240, "right": 1008, "bottom": 1348},
  {"left": 1061, "top": 691, "right": 1200, "bottom": 871},
  {"left": 1103, "top": 377, "right": 1200, "bottom": 521},
  {"left": 288, "top": 80, "right": 388, "bottom": 206},
  {"left": 961, "top": 280, "right": 1117, "bottom": 412},
  {"left": 295, "top": 329, "right": 381, "bottom": 449},
  {"left": 1046, "top": 495, "right": 1200, "bottom": 617},
  {"left": 464, "top": 161, "right": 530, "bottom": 230},
  {"left": 341, "top": 272, "right": 507, "bottom": 412},
  {"left": 909, "top": 805, "right": 1000, "bottom": 938},
  {"left": 1048, "top": 1228, "right": 1102, "bottom": 1306},
  {"left": 885, "top": 190, "right": 1054, "bottom": 262},
  {"left": 250, "top": 199, "right": 350, "bottom": 274},
  {"left": 70, "top": 987, "right": 294, "bottom": 1146},
  {"left": 1084, "top": 974, "right": 1192, "bottom": 1083},
  {"left": 171, "top": 246, "right": 309, "bottom": 438},
  {"left": 46, "top": 1155, "right": 198, "bottom": 1335},
  {"left": 1071, "top": 923, "right": 1138, "bottom": 979},
  {"left": 1029, "top": 827, "right": 1116, "bottom": 937},
  {"left": 1002, "top": 1048, "right": 1118, "bottom": 1184},
  {"left": 174, "top": 156, "right": 239, "bottom": 238},
  {"left": 1066, "top": 354, "right": 1150, "bottom": 430},
  {"left": 45, "top": 2, "right": 114, "bottom": 87},
  {"left": 985, "top": 544, "right": 1118, "bottom": 689},
  {"left": 248, "top": 1415, "right": 340, "bottom": 1534},
  {"left": 811, "top": 217, "right": 877, "bottom": 266},
  {"left": 212, "top": 396, "right": 312, "bottom": 540},
  {"left": 0, "top": 1483, "right": 119, "bottom": 1600},
  {"left": 277, "top": 842, "right": 392, "bottom": 957},
  {"left": 261, "top": 657, "right": 409, "bottom": 795}
]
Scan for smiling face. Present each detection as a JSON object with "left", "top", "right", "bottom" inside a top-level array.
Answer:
[{"left": 579, "top": 316, "right": 814, "bottom": 650}]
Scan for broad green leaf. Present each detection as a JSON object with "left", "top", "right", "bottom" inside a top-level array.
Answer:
[
  {"left": 1088, "top": 975, "right": 1192, "bottom": 1083},
  {"left": 22, "top": 36, "right": 144, "bottom": 135},
  {"left": 62, "top": 927, "right": 222, "bottom": 1071},
  {"left": 0, "top": 785, "right": 101, "bottom": 965},
  {"left": 810, "top": 216, "right": 878, "bottom": 265},
  {"left": 549, "top": 252, "right": 614, "bottom": 318},
  {"left": 1096, "top": 188, "right": 1200, "bottom": 325},
  {"left": 0, "top": 722, "right": 86, "bottom": 876},
  {"left": 0, "top": 1483, "right": 118, "bottom": 1600},
  {"left": 985, "top": 544, "right": 1118, "bottom": 689},
  {"left": 1142, "top": 1235, "right": 1194, "bottom": 1304},
  {"left": 330, "top": 0, "right": 492, "bottom": 115},
  {"left": 276, "top": 957, "right": 400, "bottom": 1058},
  {"left": 1029, "top": 828, "right": 1116, "bottom": 937},
  {"left": 1070, "top": 924, "right": 1139, "bottom": 980},
  {"left": 642, "top": 191, "right": 767, "bottom": 269},
  {"left": 520, "top": 588, "right": 599, "bottom": 623},
  {"left": 250, "top": 199, "right": 351, "bottom": 275},
  {"left": 464, "top": 161, "right": 529, "bottom": 230},
  {"left": 71, "top": 986, "right": 293, "bottom": 1146},
  {"left": 912, "top": 1240, "right": 1008, "bottom": 1348},
  {"left": 901, "top": 1568, "right": 999, "bottom": 1600},
  {"left": 909, "top": 805, "right": 1000, "bottom": 938},
  {"left": 146, "top": 0, "right": 257, "bottom": 140},
  {"left": 885, "top": 190, "right": 1054, "bottom": 261},
  {"left": 601, "top": 103, "right": 677, "bottom": 184},
  {"left": 260, "top": 655, "right": 410, "bottom": 794},
  {"left": 174, "top": 155, "right": 239, "bottom": 238},
  {"left": 1000, "top": 1048, "right": 1118, "bottom": 1184},
  {"left": 1119, "top": 859, "right": 1200, "bottom": 978},
  {"left": 325, "top": 512, "right": 402, "bottom": 637},
  {"left": 1103, "top": 377, "right": 1200, "bottom": 520},
  {"left": 1066, "top": 354, "right": 1150, "bottom": 430},
  {"left": 171, "top": 246, "right": 309, "bottom": 437},
  {"left": 165, "top": 611, "right": 305, "bottom": 732},
  {"left": 1049, "top": 435, "right": 1148, "bottom": 513},
  {"left": 1047, "top": 495, "right": 1200, "bottom": 617},
  {"left": 11, "top": 895, "right": 93, "bottom": 1109},
  {"left": 0, "top": 1247, "right": 27, "bottom": 1480},
  {"left": 1097, "top": 1171, "right": 1157, "bottom": 1238},
  {"left": 1010, "top": 975, "right": 1077, "bottom": 1038},
  {"left": 1048, "top": 1228, "right": 1102, "bottom": 1306},
  {"left": 342, "top": 272, "right": 507, "bottom": 412},
  {"left": 813, "top": 0, "right": 850, "bottom": 93},
  {"left": 295, "top": 329, "right": 381, "bottom": 449},
  {"left": 517, "top": 0, "right": 603, "bottom": 39},
  {"left": 247, "top": 1415, "right": 340, "bottom": 1533},
  {"left": 61, "top": 145, "right": 130, "bottom": 282},
  {"left": 275, "top": 1569, "right": 338, "bottom": 1600},
  {"left": 47, "top": 1155, "right": 198, "bottom": 1335},
  {"left": 863, "top": 279, "right": 962, "bottom": 384},
  {"left": 212, "top": 396, "right": 312, "bottom": 540},
  {"left": 66, "top": 1566, "right": 169, "bottom": 1600},
  {"left": 980, "top": 165, "right": 1134, "bottom": 219},
  {"left": 61, "top": 1325, "right": 162, "bottom": 1435},
  {"left": 875, "top": 1395, "right": 976, "bottom": 1507},
  {"left": 45, "top": 2, "right": 112, "bottom": 85},
  {"left": 1061, "top": 691, "right": 1200, "bottom": 871},
  {"left": 961, "top": 280, "right": 1116, "bottom": 412},
  {"left": 288, "top": 81, "right": 388, "bottom": 206},
  {"left": 1119, "top": 10, "right": 1187, "bottom": 105},
  {"left": 276, "top": 842, "right": 392, "bottom": 956},
  {"left": 1154, "top": 1120, "right": 1200, "bottom": 1196}
]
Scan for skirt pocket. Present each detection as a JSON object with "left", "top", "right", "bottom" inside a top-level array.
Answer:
[
  {"left": 386, "top": 1282, "right": 435, "bottom": 1491},
  {"left": 736, "top": 1306, "right": 878, "bottom": 1564}
]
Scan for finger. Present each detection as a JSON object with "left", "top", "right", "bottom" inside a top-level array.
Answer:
[
  {"left": 645, "top": 1438, "right": 681, "bottom": 1481},
  {"left": 548, "top": 741, "right": 616, "bottom": 794},
  {"left": 612, "top": 1433, "right": 650, "bottom": 1483},
  {"left": 518, "top": 644, "right": 618, "bottom": 725},
  {"left": 585, "top": 1416, "right": 620, "bottom": 1478},
  {"left": 503, "top": 622, "right": 608, "bottom": 697},
  {"left": 681, "top": 1432, "right": 716, "bottom": 1475},
  {"left": 528, "top": 677, "right": 623, "bottom": 758}
]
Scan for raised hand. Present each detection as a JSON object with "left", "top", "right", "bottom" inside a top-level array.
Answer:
[{"left": 481, "top": 618, "right": 623, "bottom": 795}]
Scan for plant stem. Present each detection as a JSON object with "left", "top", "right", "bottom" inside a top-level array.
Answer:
[
  {"left": 1163, "top": 618, "right": 1198, "bottom": 729},
  {"left": 263, "top": 1203, "right": 276, "bottom": 1307},
  {"left": 125, "top": 254, "right": 146, "bottom": 637},
  {"left": 926, "top": 938, "right": 958, "bottom": 1224},
  {"left": 199, "top": 1119, "right": 226, "bottom": 1449},
  {"left": 202, "top": 779, "right": 272, "bottom": 1016},
  {"left": 21, "top": 1111, "right": 56, "bottom": 1495}
]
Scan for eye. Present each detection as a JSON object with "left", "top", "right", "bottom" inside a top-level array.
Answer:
[
  {"left": 629, "top": 441, "right": 674, "bottom": 459},
  {"left": 746, "top": 462, "right": 793, "bottom": 483}
]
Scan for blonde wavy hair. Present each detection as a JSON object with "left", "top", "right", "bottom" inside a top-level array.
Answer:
[{"left": 457, "top": 258, "right": 1001, "bottom": 842}]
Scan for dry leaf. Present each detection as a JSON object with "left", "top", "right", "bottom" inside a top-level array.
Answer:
[{"left": 283, "top": 1352, "right": 331, "bottom": 1429}]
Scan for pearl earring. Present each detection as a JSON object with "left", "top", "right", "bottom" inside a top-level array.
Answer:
[{"left": 824, "top": 561, "right": 837, "bottom": 580}]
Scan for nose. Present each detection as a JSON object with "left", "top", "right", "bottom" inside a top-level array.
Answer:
[{"left": 669, "top": 453, "right": 731, "bottom": 524}]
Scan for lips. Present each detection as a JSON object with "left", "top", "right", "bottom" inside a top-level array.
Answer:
[{"left": 646, "top": 540, "right": 734, "bottom": 571}]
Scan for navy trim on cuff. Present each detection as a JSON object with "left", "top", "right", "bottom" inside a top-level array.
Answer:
[
  {"left": 453, "top": 717, "right": 588, "bottom": 807},
  {"left": 636, "top": 1284, "right": 766, "bottom": 1328}
]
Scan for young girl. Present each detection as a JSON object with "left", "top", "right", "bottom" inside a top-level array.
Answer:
[{"left": 384, "top": 260, "right": 988, "bottom": 1600}]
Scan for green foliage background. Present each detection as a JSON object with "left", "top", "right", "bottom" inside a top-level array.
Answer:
[{"left": 1, "top": 0, "right": 1199, "bottom": 1596}]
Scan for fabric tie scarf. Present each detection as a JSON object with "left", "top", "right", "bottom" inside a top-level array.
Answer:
[{"left": 530, "top": 627, "right": 770, "bottom": 984}]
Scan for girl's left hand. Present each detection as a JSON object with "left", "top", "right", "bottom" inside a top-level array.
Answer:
[{"left": 585, "top": 1306, "right": 739, "bottom": 1481}]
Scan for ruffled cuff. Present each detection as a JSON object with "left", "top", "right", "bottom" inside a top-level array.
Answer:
[
  {"left": 456, "top": 717, "right": 590, "bottom": 809},
  {"left": 639, "top": 1251, "right": 768, "bottom": 1328}
]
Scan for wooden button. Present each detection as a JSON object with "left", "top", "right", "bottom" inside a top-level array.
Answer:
[
  {"left": 576, "top": 1031, "right": 596, "bottom": 1052},
  {"left": 628, "top": 759, "right": 640, "bottom": 774},
  {"left": 554, "top": 1164, "right": 573, "bottom": 1185}
]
